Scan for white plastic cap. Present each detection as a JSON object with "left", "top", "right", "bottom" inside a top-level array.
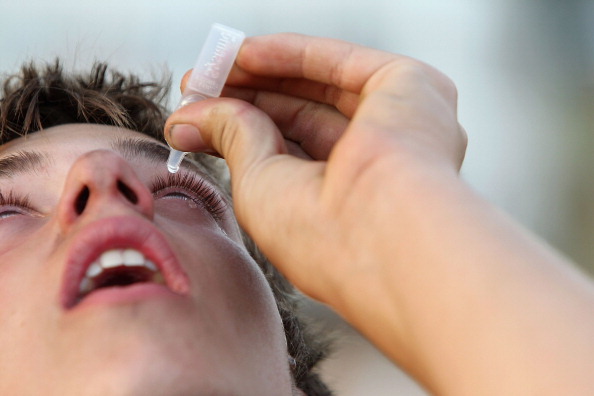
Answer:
[
  {"left": 184, "top": 23, "right": 246, "bottom": 98},
  {"left": 167, "top": 23, "right": 245, "bottom": 173}
]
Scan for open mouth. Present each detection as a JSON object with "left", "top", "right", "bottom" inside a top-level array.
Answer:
[
  {"left": 61, "top": 216, "right": 190, "bottom": 310},
  {"left": 77, "top": 248, "right": 166, "bottom": 304}
]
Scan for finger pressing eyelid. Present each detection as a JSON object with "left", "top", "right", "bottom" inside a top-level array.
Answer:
[{"left": 221, "top": 87, "right": 348, "bottom": 160}]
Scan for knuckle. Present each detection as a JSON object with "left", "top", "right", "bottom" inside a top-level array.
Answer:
[
  {"left": 418, "top": 64, "right": 458, "bottom": 103},
  {"left": 323, "top": 84, "right": 343, "bottom": 106},
  {"left": 327, "top": 45, "right": 352, "bottom": 87},
  {"left": 394, "top": 57, "right": 427, "bottom": 76},
  {"left": 382, "top": 57, "right": 432, "bottom": 84},
  {"left": 376, "top": 58, "right": 459, "bottom": 102},
  {"left": 434, "top": 72, "right": 458, "bottom": 102},
  {"left": 459, "top": 124, "right": 468, "bottom": 148}
]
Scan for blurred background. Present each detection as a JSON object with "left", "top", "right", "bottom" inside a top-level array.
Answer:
[{"left": 1, "top": 0, "right": 593, "bottom": 394}]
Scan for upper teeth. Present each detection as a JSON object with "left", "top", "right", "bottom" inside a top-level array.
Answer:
[{"left": 78, "top": 248, "right": 161, "bottom": 295}]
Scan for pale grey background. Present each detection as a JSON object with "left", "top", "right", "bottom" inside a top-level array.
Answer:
[{"left": 2, "top": 1, "right": 593, "bottom": 394}]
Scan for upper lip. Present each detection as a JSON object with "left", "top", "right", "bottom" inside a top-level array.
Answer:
[{"left": 60, "top": 216, "right": 190, "bottom": 309}]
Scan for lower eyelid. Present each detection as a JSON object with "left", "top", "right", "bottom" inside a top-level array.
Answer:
[
  {"left": 153, "top": 188, "right": 226, "bottom": 220},
  {"left": 0, "top": 212, "right": 19, "bottom": 219},
  {"left": 153, "top": 188, "right": 192, "bottom": 199},
  {"left": 153, "top": 189, "right": 204, "bottom": 209},
  {"left": 0, "top": 209, "right": 31, "bottom": 220}
]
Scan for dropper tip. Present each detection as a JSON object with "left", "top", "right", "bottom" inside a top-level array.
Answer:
[{"left": 167, "top": 149, "right": 187, "bottom": 174}]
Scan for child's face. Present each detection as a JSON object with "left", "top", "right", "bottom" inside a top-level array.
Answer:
[{"left": 0, "top": 124, "right": 293, "bottom": 395}]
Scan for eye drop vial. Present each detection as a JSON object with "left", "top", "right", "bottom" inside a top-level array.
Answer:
[{"left": 167, "top": 23, "right": 246, "bottom": 173}]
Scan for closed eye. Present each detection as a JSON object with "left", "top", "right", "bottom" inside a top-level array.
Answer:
[
  {"left": 0, "top": 190, "right": 35, "bottom": 220},
  {"left": 0, "top": 209, "right": 25, "bottom": 219}
]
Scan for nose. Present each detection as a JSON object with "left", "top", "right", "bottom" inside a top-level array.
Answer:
[{"left": 57, "top": 149, "right": 154, "bottom": 232}]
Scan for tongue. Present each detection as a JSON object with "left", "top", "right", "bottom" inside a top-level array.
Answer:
[{"left": 93, "top": 266, "right": 153, "bottom": 291}]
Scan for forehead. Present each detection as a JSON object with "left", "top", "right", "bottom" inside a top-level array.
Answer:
[
  {"left": 0, "top": 124, "right": 223, "bottom": 193},
  {"left": 0, "top": 124, "right": 161, "bottom": 158}
]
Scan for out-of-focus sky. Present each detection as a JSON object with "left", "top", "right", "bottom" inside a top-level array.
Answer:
[{"left": 1, "top": 1, "right": 593, "bottom": 394}]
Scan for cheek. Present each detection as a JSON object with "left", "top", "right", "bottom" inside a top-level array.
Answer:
[
  {"left": 184, "top": 230, "right": 277, "bottom": 315},
  {"left": 0, "top": 263, "right": 29, "bottom": 334},
  {"left": 0, "top": 247, "right": 52, "bottom": 324},
  {"left": 154, "top": 199, "right": 217, "bottom": 226},
  {"left": 0, "top": 217, "right": 46, "bottom": 256},
  {"left": 164, "top": 225, "right": 293, "bottom": 386},
  {"left": 167, "top": 224, "right": 284, "bottom": 343},
  {"left": 0, "top": 249, "right": 58, "bottom": 387},
  {"left": 153, "top": 197, "right": 243, "bottom": 243}
]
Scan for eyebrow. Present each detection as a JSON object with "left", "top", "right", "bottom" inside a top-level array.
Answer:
[
  {"left": 110, "top": 137, "right": 212, "bottom": 178},
  {"left": 0, "top": 150, "right": 52, "bottom": 178},
  {"left": 0, "top": 137, "right": 210, "bottom": 181},
  {"left": 110, "top": 137, "right": 172, "bottom": 165}
]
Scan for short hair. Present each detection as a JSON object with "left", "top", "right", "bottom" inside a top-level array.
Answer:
[{"left": 0, "top": 61, "right": 332, "bottom": 395}]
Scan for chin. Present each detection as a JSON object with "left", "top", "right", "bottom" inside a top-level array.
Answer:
[
  {"left": 58, "top": 362, "right": 295, "bottom": 396},
  {"left": 39, "top": 332, "right": 295, "bottom": 396},
  {"left": 40, "top": 346, "right": 233, "bottom": 396}
]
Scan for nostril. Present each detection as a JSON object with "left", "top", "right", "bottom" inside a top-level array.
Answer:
[
  {"left": 117, "top": 180, "right": 138, "bottom": 204},
  {"left": 75, "top": 186, "right": 90, "bottom": 215}
]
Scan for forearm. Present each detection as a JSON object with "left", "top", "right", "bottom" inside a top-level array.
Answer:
[{"left": 337, "top": 163, "right": 594, "bottom": 395}]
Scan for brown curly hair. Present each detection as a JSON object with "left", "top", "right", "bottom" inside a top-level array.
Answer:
[{"left": 0, "top": 60, "right": 332, "bottom": 395}]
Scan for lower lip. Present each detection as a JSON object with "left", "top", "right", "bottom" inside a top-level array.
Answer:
[{"left": 72, "top": 283, "right": 183, "bottom": 310}]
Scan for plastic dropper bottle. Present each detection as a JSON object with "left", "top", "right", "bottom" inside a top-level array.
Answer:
[{"left": 167, "top": 23, "right": 245, "bottom": 173}]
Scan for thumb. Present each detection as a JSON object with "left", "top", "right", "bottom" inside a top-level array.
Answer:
[
  {"left": 164, "top": 98, "right": 312, "bottom": 237},
  {"left": 165, "top": 98, "right": 340, "bottom": 301},
  {"left": 165, "top": 97, "right": 288, "bottom": 167}
]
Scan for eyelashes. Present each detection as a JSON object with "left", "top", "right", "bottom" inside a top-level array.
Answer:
[
  {"left": 0, "top": 190, "right": 35, "bottom": 220},
  {"left": 149, "top": 172, "right": 228, "bottom": 221},
  {"left": 0, "top": 190, "right": 32, "bottom": 208},
  {"left": 0, "top": 172, "right": 227, "bottom": 222}
]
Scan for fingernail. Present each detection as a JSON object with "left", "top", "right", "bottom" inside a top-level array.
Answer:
[
  {"left": 177, "top": 93, "right": 207, "bottom": 109},
  {"left": 167, "top": 124, "right": 205, "bottom": 151}
]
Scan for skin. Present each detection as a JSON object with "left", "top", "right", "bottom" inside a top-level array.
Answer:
[
  {"left": 166, "top": 33, "right": 594, "bottom": 395},
  {"left": 0, "top": 124, "right": 297, "bottom": 395}
]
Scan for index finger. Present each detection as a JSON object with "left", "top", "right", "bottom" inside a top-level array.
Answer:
[{"left": 231, "top": 33, "right": 401, "bottom": 94}]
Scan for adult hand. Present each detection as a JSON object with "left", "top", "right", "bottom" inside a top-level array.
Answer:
[
  {"left": 165, "top": 32, "right": 465, "bottom": 296},
  {"left": 166, "top": 34, "right": 594, "bottom": 396},
  {"left": 165, "top": 33, "right": 465, "bottom": 382}
]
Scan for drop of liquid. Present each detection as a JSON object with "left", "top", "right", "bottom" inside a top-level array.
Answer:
[
  {"left": 188, "top": 201, "right": 198, "bottom": 209},
  {"left": 167, "top": 163, "right": 180, "bottom": 173}
]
